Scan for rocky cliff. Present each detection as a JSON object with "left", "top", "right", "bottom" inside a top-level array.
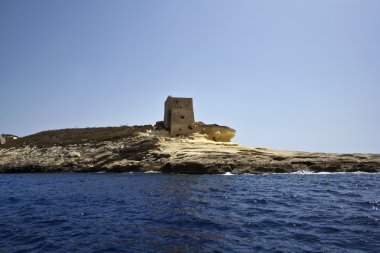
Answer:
[
  {"left": 194, "top": 122, "right": 236, "bottom": 142},
  {"left": 1, "top": 130, "right": 379, "bottom": 174}
]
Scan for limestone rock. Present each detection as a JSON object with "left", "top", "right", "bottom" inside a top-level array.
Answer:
[
  {"left": 0, "top": 131, "right": 379, "bottom": 174},
  {"left": 68, "top": 151, "right": 81, "bottom": 158},
  {"left": 194, "top": 122, "right": 236, "bottom": 142}
]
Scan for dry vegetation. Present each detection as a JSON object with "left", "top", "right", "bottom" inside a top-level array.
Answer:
[{"left": 1, "top": 125, "right": 153, "bottom": 148}]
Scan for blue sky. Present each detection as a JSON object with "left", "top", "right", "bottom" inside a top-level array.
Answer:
[{"left": 1, "top": 0, "right": 379, "bottom": 153}]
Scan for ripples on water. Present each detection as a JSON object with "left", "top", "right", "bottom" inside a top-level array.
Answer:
[{"left": 0, "top": 172, "right": 379, "bottom": 252}]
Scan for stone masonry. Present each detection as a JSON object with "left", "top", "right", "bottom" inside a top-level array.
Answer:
[{"left": 164, "top": 96, "right": 195, "bottom": 136}]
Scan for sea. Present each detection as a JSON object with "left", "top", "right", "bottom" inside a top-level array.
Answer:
[{"left": 0, "top": 172, "right": 379, "bottom": 253}]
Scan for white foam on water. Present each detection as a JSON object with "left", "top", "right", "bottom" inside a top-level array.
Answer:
[
  {"left": 223, "top": 172, "right": 234, "bottom": 176},
  {"left": 95, "top": 171, "right": 106, "bottom": 174},
  {"left": 291, "top": 170, "right": 315, "bottom": 174},
  {"left": 144, "top": 171, "right": 161, "bottom": 174},
  {"left": 351, "top": 171, "right": 377, "bottom": 174}
]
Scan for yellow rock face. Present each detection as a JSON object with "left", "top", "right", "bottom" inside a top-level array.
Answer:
[{"left": 194, "top": 122, "right": 236, "bottom": 142}]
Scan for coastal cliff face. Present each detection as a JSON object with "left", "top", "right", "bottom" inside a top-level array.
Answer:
[{"left": 1, "top": 130, "right": 379, "bottom": 174}]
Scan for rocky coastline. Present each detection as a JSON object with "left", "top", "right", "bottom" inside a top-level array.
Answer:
[{"left": 1, "top": 129, "right": 379, "bottom": 174}]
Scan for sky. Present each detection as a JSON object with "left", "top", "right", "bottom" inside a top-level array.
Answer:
[{"left": 1, "top": 0, "right": 379, "bottom": 153}]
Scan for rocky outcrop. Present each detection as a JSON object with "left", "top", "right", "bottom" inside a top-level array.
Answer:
[
  {"left": 1, "top": 131, "right": 379, "bottom": 174},
  {"left": 194, "top": 122, "right": 236, "bottom": 142},
  {"left": 0, "top": 134, "right": 18, "bottom": 145}
]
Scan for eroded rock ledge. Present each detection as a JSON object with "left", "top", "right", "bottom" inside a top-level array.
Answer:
[
  {"left": 1, "top": 131, "right": 379, "bottom": 174},
  {"left": 194, "top": 122, "right": 236, "bottom": 142}
]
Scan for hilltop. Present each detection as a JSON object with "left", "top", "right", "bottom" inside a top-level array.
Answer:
[{"left": 0, "top": 125, "right": 152, "bottom": 148}]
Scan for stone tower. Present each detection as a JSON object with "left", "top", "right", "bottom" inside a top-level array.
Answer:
[
  {"left": 0, "top": 135, "right": 5, "bottom": 145},
  {"left": 164, "top": 96, "right": 195, "bottom": 136}
]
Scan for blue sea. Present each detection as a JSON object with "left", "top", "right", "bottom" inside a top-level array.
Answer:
[{"left": 0, "top": 172, "right": 379, "bottom": 253}]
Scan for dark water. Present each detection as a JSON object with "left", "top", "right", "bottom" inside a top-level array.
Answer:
[{"left": 0, "top": 172, "right": 379, "bottom": 253}]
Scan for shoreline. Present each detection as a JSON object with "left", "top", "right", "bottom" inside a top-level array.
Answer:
[{"left": 1, "top": 130, "right": 379, "bottom": 174}]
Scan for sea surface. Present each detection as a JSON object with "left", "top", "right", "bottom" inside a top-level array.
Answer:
[{"left": 0, "top": 172, "right": 379, "bottom": 253}]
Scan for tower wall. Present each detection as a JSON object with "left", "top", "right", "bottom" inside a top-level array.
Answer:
[{"left": 164, "top": 96, "right": 195, "bottom": 136}]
